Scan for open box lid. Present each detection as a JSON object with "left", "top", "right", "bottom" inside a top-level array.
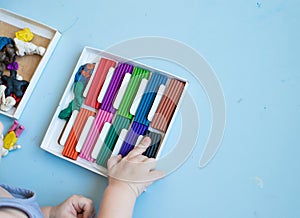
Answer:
[{"left": 0, "top": 8, "right": 61, "bottom": 119}]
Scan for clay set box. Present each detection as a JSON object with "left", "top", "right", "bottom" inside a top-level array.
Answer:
[
  {"left": 41, "top": 47, "right": 189, "bottom": 176},
  {"left": 0, "top": 8, "right": 188, "bottom": 177},
  {"left": 0, "top": 8, "right": 61, "bottom": 119}
]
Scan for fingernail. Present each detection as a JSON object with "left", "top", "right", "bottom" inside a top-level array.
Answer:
[{"left": 143, "top": 136, "right": 151, "bottom": 144}]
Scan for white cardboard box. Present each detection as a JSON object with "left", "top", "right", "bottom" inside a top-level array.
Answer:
[
  {"left": 41, "top": 46, "right": 188, "bottom": 176},
  {"left": 0, "top": 8, "right": 61, "bottom": 119}
]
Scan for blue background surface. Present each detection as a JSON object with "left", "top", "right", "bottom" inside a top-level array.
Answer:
[{"left": 0, "top": 1, "right": 299, "bottom": 217}]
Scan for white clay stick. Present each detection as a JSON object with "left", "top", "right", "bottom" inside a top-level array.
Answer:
[
  {"left": 97, "top": 67, "right": 115, "bottom": 103},
  {"left": 111, "top": 129, "right": 128, "bottom": 157},
  {"left": 75, "top": 116, "right": 94, "bottom": 152},
  {"left": 113, "top": 73, "right": 131, "bottom": 109},
  {"left": 59, "top": 110, "right": 79, "bottom": 146},
  {"left": 130, "top": 78, "right": 148, "bottom": 115},
  {"left": 135, "top": 135, "right": 144, "bottom": 147},
  {"left": 83, "top": 62, "right": 99, "bottom": 97},
  {"left": 91, "top": 122, "right": 111, "bottom": 159},
  {"left": 147, "top": 84, "right": 166, "bottom": 121}
]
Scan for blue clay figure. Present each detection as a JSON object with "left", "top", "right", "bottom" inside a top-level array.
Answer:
[
  {"left": 58, "top": 63, "right": 95, "bottom": 121},
  {"left": 1, "top": 70, "right": 29, "bottom": 98}
]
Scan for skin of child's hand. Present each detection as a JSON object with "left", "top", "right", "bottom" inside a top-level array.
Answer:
[
  {"left": 107, "top": 137, "right": 165, "bottom": 197},
  {"left": 44, "top": 195, "right": 96, "bottom": 218}
]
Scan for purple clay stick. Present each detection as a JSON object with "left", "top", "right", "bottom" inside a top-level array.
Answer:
[
  {"left": 100, "top": 63, "right": 134, "bottom": 113},
  {"left": 118, "top": 121, "right": 148, "bottom": 157}
]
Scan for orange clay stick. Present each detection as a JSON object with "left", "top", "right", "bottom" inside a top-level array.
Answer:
[{"left": 62, "top": 108, "right": 95, "bottom": 159}]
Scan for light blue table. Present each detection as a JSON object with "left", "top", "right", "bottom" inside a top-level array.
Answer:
[{"left": 0, "top": 1, "right": 299, "bottom": 217}]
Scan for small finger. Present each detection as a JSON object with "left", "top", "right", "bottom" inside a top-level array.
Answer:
[
  {"left": 148, "top": 170, "right": 165, "bottom": 182},
  {"left": 139, "top": 136, "right": 151, "bottom": 147},
  {"left": 77, "top": 196, "right": 95, "bottom": 218},
  {"left": 129, "top": 154, "right": 148, "bottom": 163},
  {"left": 143, "top": 157, "right": 156, "bottom": 163},
  {"left": 127, "top": 137, "right": 151, "bottom": 159},
  {"left": 141, "top": 157, "right": 158, "bottom": 170}
]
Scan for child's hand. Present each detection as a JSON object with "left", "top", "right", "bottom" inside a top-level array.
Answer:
[
  {"left": 43, "top": 195, "right": 96, "bottom": 218},
  {"left": 107, "top": 137, "right": 165, "bottom": 197}
]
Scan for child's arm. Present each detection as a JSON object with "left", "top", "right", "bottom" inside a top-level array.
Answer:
[
  {"left": 98, "top": 178, "right": 136, "bottom": 218},
  {"left": 98, "top": 137, "right": 165, "bottom": 218}
]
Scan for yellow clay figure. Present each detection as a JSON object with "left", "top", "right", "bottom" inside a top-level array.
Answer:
[
  {"left": 1, "top": 120, "right": 24, "bottom": 157},
  {"left": 3, "top": 131, "right": 18, "bottom": 150},
  {"left": 15, "top": 27, "right": 34, "bottom": 42}
]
